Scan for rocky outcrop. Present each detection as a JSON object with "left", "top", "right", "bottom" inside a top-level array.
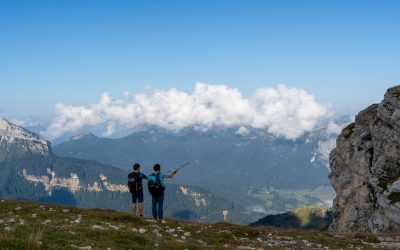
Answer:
[
  {"left": 0, "top": 117, "right": 50, "bottom": 160},
  {"left": 329, "top": 86, "right": 400, "bottom": 233}
]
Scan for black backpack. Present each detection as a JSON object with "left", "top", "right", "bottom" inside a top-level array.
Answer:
[
  {"left": 148, "top": 173, "right": 165, "bottom": 197},
  {"left": 128, "top": 172, "right": 142, "bottom": 196}
]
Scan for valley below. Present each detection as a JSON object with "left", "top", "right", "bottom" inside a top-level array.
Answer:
[{"left": 52, "top": 126, "right": 340, "bottom": 220}]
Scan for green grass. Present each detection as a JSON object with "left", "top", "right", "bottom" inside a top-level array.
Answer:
[
  {"left": 343, "top": 122, "right": 355, "bottom": 139},
  {"left": 0, "top": 199, "right": 398, "bottom": 249}
]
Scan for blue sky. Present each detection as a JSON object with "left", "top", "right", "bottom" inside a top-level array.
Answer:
[{"left": 0, "top": 0, "right": 399, "bottom": 121}]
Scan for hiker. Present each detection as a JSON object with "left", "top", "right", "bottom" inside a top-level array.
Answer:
[
  {"left": 147, "top": 163, "right": 178, "bottom": 221},
  {"left": 128, "top": 163, "right": 147, "bottom": 218}
]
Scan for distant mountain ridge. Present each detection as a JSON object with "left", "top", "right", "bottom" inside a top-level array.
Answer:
[
  {"left": 54, "top": 126, "right": 333, "bottom": 188},
  {"left": 0, "top": 117, "right": 252, "bottom": 224},
  {"left": 53, "top": 125, "right": 342, "bottom": 215}
]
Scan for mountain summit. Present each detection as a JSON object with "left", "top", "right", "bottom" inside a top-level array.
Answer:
[{"left": 0, "top": 117, "right": 50, "bottom": 160}]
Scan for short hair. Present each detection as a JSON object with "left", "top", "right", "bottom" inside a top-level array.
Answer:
[
  {"left": 133, "top": 163, "right": 140, "bottom": 170},
  {"left": 153, "top": 163, "right": 161, "bottom": 171}
]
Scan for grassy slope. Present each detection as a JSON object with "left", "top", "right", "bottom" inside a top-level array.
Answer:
[
  {"left": 0, "top": 199, "right": 398, "bottom": 250},
  {"left": 250, "top": 206, "right": 332, "bottom": 230}
]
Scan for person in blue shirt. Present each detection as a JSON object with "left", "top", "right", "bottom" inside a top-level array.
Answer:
[
  {"left": 128, "top": 163, "right": 147, "bottom": 218},
  {"left": 148, "top": 163, "right": 178, "bottom": 221}
]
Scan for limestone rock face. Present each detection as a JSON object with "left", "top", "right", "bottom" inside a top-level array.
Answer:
[
  {"left": 329, "top": 86, "right": 400, "bottom": 233},
  {"left": 0, "top": 117, "right": 50, "bottom": 160}
]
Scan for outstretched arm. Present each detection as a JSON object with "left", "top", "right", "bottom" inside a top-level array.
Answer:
[{"left": 165, "top": 169, "right": 178, "bottom": 179}]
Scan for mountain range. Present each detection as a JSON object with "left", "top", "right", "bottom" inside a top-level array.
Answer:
[
  {"left": 53, "top": 124, "right": 342, "bottom": 214},
  {"left": 0, "top": 116, "right": 349, "bottom": 225},
  {"left": 0, "top": 117, "right": 252, "bottom": 224}
]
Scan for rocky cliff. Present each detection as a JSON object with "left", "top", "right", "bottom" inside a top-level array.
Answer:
[
  {"left": 0, "top": 117, "right": 50, "bottom": 160},
  {"left": 329, "top": 86, "right": 400, "bottom": 233}
]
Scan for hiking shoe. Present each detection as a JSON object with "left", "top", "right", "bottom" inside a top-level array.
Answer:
[
  {"left": 140, "top": 214, "right": 143, "bottom": 218},
  {"left": 161, "top": 220, "right": 166, "bottom": 224}
]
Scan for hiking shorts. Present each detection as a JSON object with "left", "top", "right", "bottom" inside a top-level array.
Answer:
[{"left": 132, "top": 191, "right": 144, "bottom": 203}]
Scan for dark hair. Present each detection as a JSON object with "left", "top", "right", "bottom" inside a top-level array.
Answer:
[
  {"left": 153, "top": 163, "right": 161, "bottom": 171},
  {"left": 133, "top": 163, "right": 140, "bottom": 171}
]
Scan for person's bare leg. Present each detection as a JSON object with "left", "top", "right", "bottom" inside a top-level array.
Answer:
[
  {"left": 139, "top": 203, "right": 143, "bottom": 217},
  {"left": 132, "top": 203, "right": 137, "bottom": 217}
]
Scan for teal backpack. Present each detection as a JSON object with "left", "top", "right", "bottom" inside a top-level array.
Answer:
[{"left": 147, "top": 173, "right": 165, "bottom": 196}]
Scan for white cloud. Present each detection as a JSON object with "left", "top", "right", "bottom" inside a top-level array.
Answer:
[
  {"left": 325, "top": 115, "right": 355, "bottom": 135},
  {"left": 42, "top": 83, "right": 332, "bottom": 140},
  {"left": 326, "top": 121, "right": 343, "bottom": 135},
  {"left": 10, "top": 118, "right": 40, "bottom": 127},
  {"left": 42, "top": 103, "right": 102, "bottom": 139},
  {"left": 235, "top": 126, "right": 250, "bottom": 136}
]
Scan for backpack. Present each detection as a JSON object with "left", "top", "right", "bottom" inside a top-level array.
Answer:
[
  {"left": 147, "top": 173, "right": 165, "bottom": 197},
  {"left": 128, "top": 172, "right": 142, "bottom": 196}
]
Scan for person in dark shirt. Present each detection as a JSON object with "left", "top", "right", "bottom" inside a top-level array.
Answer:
[{"left": 128, "top": 163, "right": 147, "bottom": 218}]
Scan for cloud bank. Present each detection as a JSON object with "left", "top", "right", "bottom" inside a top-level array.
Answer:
[
  {"left": 10, "top": 118, "right": 40, "bottom": 127},
  {"left": 42, "top": 83, "right": 332, "bottom": 140}
]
